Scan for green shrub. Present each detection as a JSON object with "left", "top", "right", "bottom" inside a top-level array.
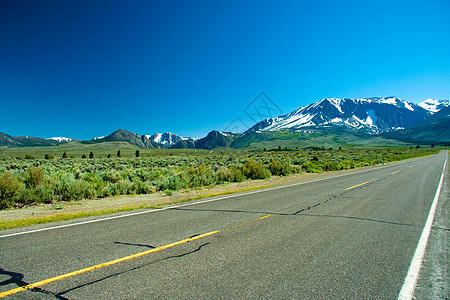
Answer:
[
  {"left": 24, "top": 167, "right": 44, "bottom": 188},
  {"left": 187, "top": 165, "right": 216, "bottom": 187},
  {"left": 321, "top": 161, "right": 339, "bottom": 171},
  {"left": 216, "top": 166, "right": 234, "bottom": 182},
  {"left": 268, "top": 159, "right": 291, "bottom": 176},
  {"left": 242, "top": 159, "right": 271, "bottom": 180},
  {"left": 302, "top": 162, "right": 323, "bottom": 173},
  {"left": 0, "top": 172, "right": 25, "bottom": 208},
  {"left": 103, "top": 170, "right": 122, "bottom": 183}
]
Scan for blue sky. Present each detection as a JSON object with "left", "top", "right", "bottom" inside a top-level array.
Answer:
[{"left": 1, "top": 0, "right": 449, "bottom": 140}]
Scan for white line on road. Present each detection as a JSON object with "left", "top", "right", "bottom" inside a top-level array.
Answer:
[{"left": 397, "top": 153, "right": 447, "bottom": 300}]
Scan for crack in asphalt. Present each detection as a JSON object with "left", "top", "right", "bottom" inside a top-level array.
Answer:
[
  {"left": 53, "top": 243, "right": 210, "bottom": 298},
  {"left": 0, "top": 268, "right": 70, "bottom": 300}
]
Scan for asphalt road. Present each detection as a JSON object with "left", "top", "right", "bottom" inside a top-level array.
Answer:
[{"left": 0, "top": 151, "right": 447, "bottom": 299}]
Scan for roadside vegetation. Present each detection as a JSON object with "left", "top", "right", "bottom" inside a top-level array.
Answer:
[{"left": 0, "top": 147, "right": 439, "bottom": 210}]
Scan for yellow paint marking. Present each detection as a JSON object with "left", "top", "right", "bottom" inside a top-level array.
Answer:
[
  {"left": 345, "top": 180, "right": 376, "bottom": 191},
  {"left": 392, "top": 171, "right": 401, "bottom": 175},
  {"left": 410, "top": 165, "right": 414, "bottom": 168},
  {"left": 1, "top": 213, "right": 274, "bottom": 297},
  {"left": 226, "top": 215, "right": 271, "bottom": 230},
  {"left": 0, "top": 231, "right": 219, "bottom": 298}
]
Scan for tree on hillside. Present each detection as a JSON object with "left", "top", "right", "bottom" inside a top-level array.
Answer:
[
  {"left": 89, "top": 152, "right": 94, "bottom": 159},
  {"left": 117, "top": 150, "right": 121, "bottom": 158},
  {"left": 62, "top": 152, "right": 68, "bottom": 159},
  {"left": 135, "top": 150, "right": 140, "bottom": 157}
]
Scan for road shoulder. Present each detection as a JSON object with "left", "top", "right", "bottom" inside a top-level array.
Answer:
[{"left": 414, "top": 161, "right": 449, "bottom": 299}]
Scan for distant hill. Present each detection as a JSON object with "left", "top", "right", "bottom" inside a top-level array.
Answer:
[
  {"left": 83, "top": 129, "right": 161, "bottom": 148},
  {"left": 14, "top": 136, "right": 62, "bottom": 147},
  {"left": 194, "top": 130, "right": 239, "bottom": 150},
  {"left": 0, "top": 132, "right": 67, "bottom": 147},
  {"left": 170, "top": 139, "right": 196, "bottom": 149},
  {"left": 232, "top": 127, "right": 409, "bottom": 150},
  {"left": 0, "top": 132, "right": 21, "bottom": 147},
  {"left": 382, "top": 106, "right": 450, "bottom": 144}
]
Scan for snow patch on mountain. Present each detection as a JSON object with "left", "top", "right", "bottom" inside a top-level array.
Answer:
[
  {"left": 418, "top": 99, "right": 450, "bottom": 113},
  {"left": 145, "top": 132, "right": 195, "bottom": 146},
  {"left": 380, "top": 97, "right": 397, "bottom": 105},
  {"left": 47, "top": 137, "right": 73, "bottom": 143},
  {"left": 328, "top": 98, "right": 344, "bottom": 113}
]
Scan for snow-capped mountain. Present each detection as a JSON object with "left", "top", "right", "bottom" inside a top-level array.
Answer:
[
  {"left": 144, "top": 132, "right": 195, "bottom": 146},
  {"left": 246, "top": 97, "right": 435, "bottom": 134},
  {"left": 417, "top": 99, "right": 449, "bottom": 114},
  {"left": 46, "top": 137, "right": 73, "bottom": 143}
]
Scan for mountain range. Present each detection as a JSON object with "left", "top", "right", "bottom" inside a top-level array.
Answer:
[
  {"left": 246, "top": 97, "right": 443, "bottom": 134},
  {"left": 1, "top": 97, "right": 449, "bottom": 149}
]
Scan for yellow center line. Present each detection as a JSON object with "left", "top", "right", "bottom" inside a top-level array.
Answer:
[
  {"left": 392, "top": 171, "right": 401, "bottom": 175},
  {"left": 226, "top": 215, "right": 271, "bottom": 230},
  {"left": 0, "top": 231, "right": 219, "bottom": 298},
  {"left": 1, "top": 214, "right": 274, "bottom": 298},
  {"left": 345, "top": 180, "right": 376, "bottom": 191},
  {"left": 410, "top": 165, "right": 414, "bottom": 168}
]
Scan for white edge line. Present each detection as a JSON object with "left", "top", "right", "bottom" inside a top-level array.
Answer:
[
  {"left": 397, "top": 152, "right": 447, "bottom": 300},
  {"left": 0, "top": 154, "right": 438, "bottom": 239}
]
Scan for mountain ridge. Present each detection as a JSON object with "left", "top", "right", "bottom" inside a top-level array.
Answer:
[
  {"left": 2, "top": 96, "right": 448, "bottom": 149},
  {"left": 245, "top": 97, "right": 445, "bottom": 135}
]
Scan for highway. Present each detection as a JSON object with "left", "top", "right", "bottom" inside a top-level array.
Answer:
[{"left": 0, "top": 151, "right": 447, "bottom": 299}]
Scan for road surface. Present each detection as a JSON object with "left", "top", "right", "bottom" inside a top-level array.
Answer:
[{"left": 0, "top": 151, "right": 447, "bottom": 299}]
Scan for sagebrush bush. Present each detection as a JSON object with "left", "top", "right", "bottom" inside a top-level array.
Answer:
[
  {"left": 187, "top": 165, "right": 217, "bottom": 187},
  {"left": 242, "top": 159, "right": 271, "bottom": 180},
  {"left": 24, "top": 167, "right": 44, "bottom": 188},
  {"left": 321, "top": 161, "right": 339, "bottom": 171},
  {"left": 302, "top": 162, "right": 323, "bottom": 173},
  {"left": 216, "top": 166, "right": 234, "bottom": 182},
  {"left": 0, "top": 172, "right": 24, "bottom": 209},
  {"left": 268, "top": 159, "right": 291, "bottom": 176}
]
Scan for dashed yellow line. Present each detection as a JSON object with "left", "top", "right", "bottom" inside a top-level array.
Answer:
[
  {"left": 345, "top": 180, "right": 376, "bottom": 191},
  {"left": 392, "top": 171, "right": 401, "bottom": 175},
  {"left": 226, "top": 215, "right": 271, "bottom": 230},
  {"left": 0, "top": 231, "right": 219, "bottom": 298},
  {"left": 410, "top": 165, "right": 415, "bottom": 168}
]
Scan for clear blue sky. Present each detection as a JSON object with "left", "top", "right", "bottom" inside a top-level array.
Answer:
[{"left": 1, "top": 0, "right": 449, "bottom": 140}]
